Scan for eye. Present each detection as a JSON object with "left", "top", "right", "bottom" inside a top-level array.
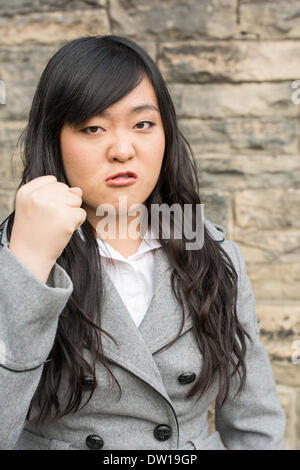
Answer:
[
  {"left": 82, "top": 126, "right": 103, "bottom": 135},
  {"left": 135, "top": 121, "right": 155, "bottom": 130}
]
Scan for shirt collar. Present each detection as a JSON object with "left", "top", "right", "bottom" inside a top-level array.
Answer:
[{"left": 96, "top": 226, "right": 161, "bottom": 261}]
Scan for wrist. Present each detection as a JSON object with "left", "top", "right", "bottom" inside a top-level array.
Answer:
[{"left": 8, "top": 242, "right": 56, "bottom": 284}]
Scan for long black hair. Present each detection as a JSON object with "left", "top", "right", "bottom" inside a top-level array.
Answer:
[{"left": 1, "top": 35, "right": 250, "bottom": 424}]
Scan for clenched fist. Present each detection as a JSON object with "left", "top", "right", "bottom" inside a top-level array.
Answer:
[{"left": 9, "top": 175, "right": 87, "bottom": 283}]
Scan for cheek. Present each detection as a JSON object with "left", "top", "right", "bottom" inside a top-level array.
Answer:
[
  {"left": 146, "top": 132, "right": 165, "bottom": 170},
  {"left": 61, "top": 141, "right": 95, "bottom": 177}
]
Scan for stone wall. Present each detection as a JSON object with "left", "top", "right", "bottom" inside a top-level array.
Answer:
[{"left": 0, "top": 0, "right": 299, "bottom": 449}]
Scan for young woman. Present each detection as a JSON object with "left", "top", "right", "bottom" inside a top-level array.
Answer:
[{"left": 0, "top": 35, "right": 285, "bottom": 450}]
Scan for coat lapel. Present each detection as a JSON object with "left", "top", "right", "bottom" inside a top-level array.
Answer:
[{"left": 99, "top": 247, "right": 193, "bottom": 404}]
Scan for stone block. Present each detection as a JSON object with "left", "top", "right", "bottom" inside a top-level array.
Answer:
[
  {"left": 232, "top": 229, "right": 300, "bottom": 265},
  {"left": 194, "top": 154, "right": 300, "bottom": 191},
  {"left": 180, "top": 117, "right": 298, "bottom": 156},
  {"left": 246, "top": 263, "right": 300, "bottom": 301},
  {"left": 110, "top": 0, "right": 237, "bottom": 40},
  {"left": 0, "top": 9, "right": 109, "bottom": 46},
  {"left": 234, "top": 188, "right": 300, "bottom": 230},
  {"left": 159, "top": 40, "right": 300, "bottom": 82},
  {"left": 239, "top": 0, "right": 300, "bottom": 39},
  {"left": 0, "top": 0, "right": 105, "bottom": 16},
  {"left": 169, "top": 82, "right": 299, "bottom": 119}
]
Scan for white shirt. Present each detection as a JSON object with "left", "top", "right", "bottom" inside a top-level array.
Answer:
[{"left": 95, "top": 229, "right": 161, "bottom": 328}]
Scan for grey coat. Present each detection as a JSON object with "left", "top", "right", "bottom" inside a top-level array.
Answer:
[{"left": 0, "top": 217, "right": 286, "bottom": 450}]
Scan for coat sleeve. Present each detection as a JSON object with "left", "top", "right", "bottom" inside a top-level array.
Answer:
[
  {"left": 215, "top": 241, "right": 286, "bottom": 450},
  {"left": 0, "top": 240, "right": 73, "bottom": 450}
]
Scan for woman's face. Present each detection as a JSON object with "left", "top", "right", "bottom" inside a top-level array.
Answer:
[{"left": 60, "top": 75, "right": 165, "bottom": 233}]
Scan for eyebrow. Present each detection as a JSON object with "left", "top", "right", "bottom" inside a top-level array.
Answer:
[{"left": 96, "top": 104, "right": 160, "bottom": 118}]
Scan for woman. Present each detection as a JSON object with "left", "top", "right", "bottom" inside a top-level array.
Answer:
[{"left": 0, "top": 35, "right": 285, "bottom": 450}]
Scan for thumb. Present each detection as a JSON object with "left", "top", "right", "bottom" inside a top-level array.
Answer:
[{"left": 69, "top": 187, "right": 82, "bottom": 197}]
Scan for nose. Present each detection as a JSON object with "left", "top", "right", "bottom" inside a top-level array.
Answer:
[{"left": 107, "top": 134, "right": 136, "bottom": 162}]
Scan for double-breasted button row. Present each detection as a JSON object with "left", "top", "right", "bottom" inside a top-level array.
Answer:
[
  {"left": 83, "top": 373, "right": 196, "bottom": 389},
  {"left": 177, "top": 372, "right": 196, "bottom": 384},
  {"left": 84, "top": 372, "right": 195, "bottom": 448},
  {"left": 86, "top": 426, "right": 172, "bottom": 448},
  {"left": 153, "top": 424, "right": 172, "bottom": 441},
  {"left": 86, "top": 434, "right": 104, "bottom": 449}
]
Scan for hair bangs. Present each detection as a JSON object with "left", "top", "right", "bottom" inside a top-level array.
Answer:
[{"left": 60, "top": 40, "right": 147, "bottom": 128}]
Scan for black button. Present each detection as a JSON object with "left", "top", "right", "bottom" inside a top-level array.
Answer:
[
  {"left": 82, "top": 376, "right": 95, "bottom": 391},
  {"left": 153, "top": 425, "right": 172, "bottom": 441},
  {"left": 86, "top": 434, "right": 104, "bottom": 449},
  {"left": 178, "top": 372, "right": 196, "bottom": 384}
]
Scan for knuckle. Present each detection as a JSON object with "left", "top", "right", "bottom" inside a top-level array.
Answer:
[
  {"left": 57, "top": 181, "right": 70, "bottom": 191},
  {"left": 30, "top": 190, "right": 42, "bottom": 205}
]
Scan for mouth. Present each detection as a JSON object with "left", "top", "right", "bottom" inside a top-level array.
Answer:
[{"left": 105, "top": 171, "right": 138, "bottom": 187}]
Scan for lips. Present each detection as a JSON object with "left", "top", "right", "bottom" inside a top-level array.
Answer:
[
  {"left": 105, "top": 171, "right": 137, "bottom": 182},
  {"left": 105, "top": 170, "right": 138, "bottom": 187}
]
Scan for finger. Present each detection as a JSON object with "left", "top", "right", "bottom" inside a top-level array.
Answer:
[
  {"left": 66, "top": 191, "right": 83, "bottom": 207},
  {"left": 20, "top": 175, "right": 57, "bottom": 195},
  {"left": 69, "top": 187, "right": 82, "bottom": 197},
  {"left": 73, "top": 208, "right": 87, "bottom": 230}
]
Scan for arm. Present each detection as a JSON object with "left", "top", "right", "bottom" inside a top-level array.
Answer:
[
  {"left": 215, "top": 241, "right": 286, "bottom": 450},
  {"left": 0, "top": 237, "right": 73, "bottom": 450}
]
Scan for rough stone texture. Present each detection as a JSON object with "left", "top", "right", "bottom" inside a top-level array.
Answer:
[
  {"left": 234, "top": 189, "right": 300, "bottom": 230},
  {"left": 239, "top": 0, "right": 300, "bottom": 39},
  {"left": 110, "top": 0, "right": 237, "bottom": 40},
  {"left": 200, "top": 190, "right": 231, "bottom": 229},
  {"left": 0, "top": 0, "right": 105, "bottom": 16},
  {"left": 169, "top": 82, "right": 299, "bottom": 119},
  {"left": 232, "top": 231, "right": 300, "bottom": 267},
  {"left": 0, "top": 9, "right": 110, "bottom": 46},
  {"left": 246, "top": 263, "right": 300, "bottom": 301},
  {"left": 0, "top": 189, "right": 15, "bottom": 222},
  {"left": 207, "top": 401, "right": 216, "bottom": 435},
  {"left": 196, "top": 154, "right": 300, "bottom": 190},
  {"left": 180, "top": 118, "right": 298, "bottom": 155},
  {"left": 276, "top": 386, "right": 294, "bottom": 450},
  {"left": 0, "top": 46, "right": 58, "bottom": 120},
  {"left": 297, "top": 393, "right": 300, "bottom": 450},
  {"left": 0, "top": 0, "right": 299, "bottom": 449},
  {"left": 0, "top": 121, "right": 25, "bottom": 189},
  {"left": 273, "top": 361, "right": 300, "bottom": 390},
  {"left": 256, "top": 302, "right": 300, "bottom": 358},
  {"left": 159, "top": 40, "right": 300, "bottom": 82}
]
